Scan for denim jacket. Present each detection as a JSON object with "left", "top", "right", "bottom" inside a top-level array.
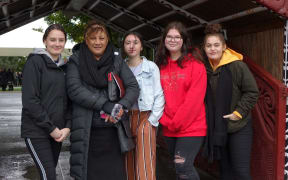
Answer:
[{"left": 131, "top": 56, "right": 165, "bottom": 127}]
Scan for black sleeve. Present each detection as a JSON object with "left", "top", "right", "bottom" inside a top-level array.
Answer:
[
  {"left": 22, "top": 56, "right": 56, "bottom": 134},
  {"left": 66, "top": 59, "right": 108, "bottom": 110},
  {"left": 64, "top": 96, "right": 72, "bottom": 129},
  {"left": 117, "top": 59, "right": 140, "bottom": 109}
]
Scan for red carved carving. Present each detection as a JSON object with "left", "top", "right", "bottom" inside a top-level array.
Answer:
[
  {"left": 193, "top": 56, "right": 287, "bottom": 180},
  {"left": 244, "top": 56, "right": 287, "bottom": 180},
  {"left": 256, "top": 0, "right": 288, "bottom": 17}
]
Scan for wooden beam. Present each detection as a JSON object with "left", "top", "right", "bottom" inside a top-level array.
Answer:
[
  {"left": 109, "top": 0, "right": 146, "bottom": 21},
  {"left": 66, "top": 0, "right": 89, "bottom": 11},
  {"left": 129, "top": 0, "right": 208, "bottom": 31},
  {"left": 2, "top": 5, "right": 10, "bottom": 27},
  {"left": 101, "top": 0, "right": 162, "bottom": 32}
]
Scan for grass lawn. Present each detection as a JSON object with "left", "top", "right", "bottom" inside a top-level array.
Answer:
[{"left": 0, "top": 86, "right": 22, "bottom": 92}]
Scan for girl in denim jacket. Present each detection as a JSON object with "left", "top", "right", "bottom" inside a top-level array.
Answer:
[{"left": 122, "top": 32, "right": 165, "bottom": 180}]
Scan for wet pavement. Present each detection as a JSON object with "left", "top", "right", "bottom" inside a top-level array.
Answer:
[
  {"left": 0, "top": 92, "right": 216, "bottom": 180},
  {"left": 0, "top": 92, "right": 72, "bottom": 180}
]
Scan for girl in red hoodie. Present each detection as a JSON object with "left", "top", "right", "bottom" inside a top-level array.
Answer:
[{"left": 155, "top": 21, "right": 207, "bottom": 180}]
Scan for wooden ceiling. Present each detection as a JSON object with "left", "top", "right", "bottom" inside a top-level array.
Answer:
[{"left": 0, "top": 0, "right": 286, "bottom": 47}]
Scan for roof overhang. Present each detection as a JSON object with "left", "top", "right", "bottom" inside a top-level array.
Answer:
[{"left": 0, "top": 0, "right": 286, "bottom": 47}]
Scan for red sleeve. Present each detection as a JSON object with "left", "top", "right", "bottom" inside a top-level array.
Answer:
[{"left": 170, "top": 63, "right": 207, "bottom": 132}]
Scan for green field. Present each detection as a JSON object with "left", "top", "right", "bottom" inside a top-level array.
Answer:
[{"left": 0, "top": 86, "right": 22, "bottom": 92}]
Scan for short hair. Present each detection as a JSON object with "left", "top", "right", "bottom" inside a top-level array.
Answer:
[{"left": 84, "top": 20, "right": 109, "bottom": 39}]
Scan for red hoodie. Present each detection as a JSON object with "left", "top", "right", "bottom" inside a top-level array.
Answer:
[{"left": 159, "top": 54, "right": 207, "bottom": 137}]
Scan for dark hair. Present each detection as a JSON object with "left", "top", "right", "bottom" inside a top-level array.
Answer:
[
  {"left": 121, "top": 31, "right": 143, "bottom": 58},
  {"left": 84, "top": 20, "right": 109, "bottom": 39},
  {"left": 155, "top": 21, "right": 202, "bottom": 68},
  {"left": 204, "top": 23, "right": 226, "bottom": 45},
  {"left": 43, "top": 24, "right": 67, "bottom": 42}
]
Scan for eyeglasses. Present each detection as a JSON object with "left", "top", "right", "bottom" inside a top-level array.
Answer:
[{"left": 166, "top": 35, "right": 182, "bottom": 42}]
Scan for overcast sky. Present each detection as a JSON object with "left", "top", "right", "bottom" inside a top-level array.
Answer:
[{"left": 0, "top": 18, "right": 75, "bottom": 48}]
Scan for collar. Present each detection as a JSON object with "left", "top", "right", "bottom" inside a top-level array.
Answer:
[{"left": 141, "top": 56, "right": 151, "bottom": 73}]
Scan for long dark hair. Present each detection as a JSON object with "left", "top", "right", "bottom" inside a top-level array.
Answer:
[
  {"left": 43, "top": 24, "right": 67, "bottom": 42},
  {"left": 155, "top": 21, "right": 202, "bottom": 68}
]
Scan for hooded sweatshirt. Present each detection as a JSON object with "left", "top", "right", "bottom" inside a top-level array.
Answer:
[
  {"left": 21, "top": 49, "right": 71, "bottom": 138},
  {"left": 209, "top": 48, "right": 243, "bottom": 71},
  {"left": 33, "top": 48, "right": 67, "bottom": 67},
  {"left": 159, "top": 54, "right": 207, "bottom": 137},
  {"left": 208, "top": 48, "right": 243, "bottom": 118}
]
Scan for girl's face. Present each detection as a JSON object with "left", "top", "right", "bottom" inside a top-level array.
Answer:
[
  {"left": 44, "top": 29, "right": 66, "bottom": 60},
  {"left": 164, "top": 28, "right": 183, "bottom": 54},
  {"left": 204, "top": 35, "right": 226, "bottom": 62},
  {"left": 124, "top": 34, "right": 142, "bottom": 58},
  {"left": 85, "top": 30, "right": 109, "bottom": 60}
]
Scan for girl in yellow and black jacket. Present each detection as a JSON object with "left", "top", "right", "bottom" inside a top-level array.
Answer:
[{"left": 202, "top": 24, "right": 259, "bottom": 180}]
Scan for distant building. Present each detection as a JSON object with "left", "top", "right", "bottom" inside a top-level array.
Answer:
[{"left": 0, "top": 47, "right": 72, "bottom": 57}]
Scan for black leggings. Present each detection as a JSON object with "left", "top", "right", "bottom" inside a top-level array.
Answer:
[
  {"left": 24, "top": 138, "right": 62, "bottom": 180},
  {"left": 165, "top": 136, "right": 204, "bottom": 180},
  {"left": 220, "top": 121, "right": 253, "bottom": 180}
]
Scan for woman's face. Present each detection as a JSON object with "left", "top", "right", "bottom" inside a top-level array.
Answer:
[
  {"left": 85, "top": 30, "right": 109, "bottom": 60},
  {"left": 164, "top": 28, "right": 183, "bottom": 54},
  {"left": 44, "top": 29, "right": 66, "bottom": 60},
  {"left": 124, "top": 34, "right": 142, "bottom": 58},
  {"left": 204, "top": 35, "right": 226, "bottom": 62}
]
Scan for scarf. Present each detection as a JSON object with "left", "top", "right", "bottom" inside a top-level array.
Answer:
[
  {"left": 203, "top": 65, "right": 232, "bottom": 162},
  {"left": 79, "top": 42, "right": 114, "bottom": 88}
]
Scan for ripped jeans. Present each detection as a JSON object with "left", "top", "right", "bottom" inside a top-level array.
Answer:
[{"left": 165, "top": 136, "right": 204, "bottom": 180}]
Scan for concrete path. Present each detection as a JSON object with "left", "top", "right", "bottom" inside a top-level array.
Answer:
[{"left": 0, "top": 92, "right": 71, "bottom": 180}]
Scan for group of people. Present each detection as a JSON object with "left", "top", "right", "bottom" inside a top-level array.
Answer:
[
  {"left": 0, "top": 68, "right": 20, "bottom": 91},
  {"left": 21, "top": 20, "right": 259, "bottom": 180}
]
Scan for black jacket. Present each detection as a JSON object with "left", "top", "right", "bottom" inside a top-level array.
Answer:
[
  {"left": 21, "top": 52, "right": 71, "bottom": 138},
  {"left": 67, "top": 45, "right": 139, "bottom": 180},
  {"left": 205, "top": 60, "right": 259, "bottom": 133}
]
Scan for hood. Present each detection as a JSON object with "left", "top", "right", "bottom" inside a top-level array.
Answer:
[
  {"left": 72, "top": 43, "right": 81, "bottom": 53},
  {"left": 209, "top": 48, "right": 243, "bottom": 71},
  {"left": 32, "top": 48, "right": 67, "bottom": 67}
]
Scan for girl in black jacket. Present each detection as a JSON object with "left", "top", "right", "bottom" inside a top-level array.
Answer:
[
  {"left": 21, "top": 24, "right": 71, "bottom": 180},
  {"left": 67, "top": 20, "right": 139, "bottom": 180}
]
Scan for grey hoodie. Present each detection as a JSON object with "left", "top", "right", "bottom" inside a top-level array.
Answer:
[{"left": 32, "top": 48, "right": 67, "bottom": 67}]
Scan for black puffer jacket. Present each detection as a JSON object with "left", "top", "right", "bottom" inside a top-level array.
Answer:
[
  {"left": 21, "top": 51, "right": 71, "bottom": 138},
  {"left": 67, "top": 45, "right": 139, "bottom": 180}
]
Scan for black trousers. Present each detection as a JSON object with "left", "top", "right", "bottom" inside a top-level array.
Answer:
[
  {"left": 165, "top": 136, "right": 204, "bottom": 180},
  {"left": 87, "top": 127, "right": 126, "bottom": 180},
  {"left": 220, "top": 121, "right": 253, "bottom": 180},
  {"left": 24, "top": 137, "right": 62, "bottom": 180}
]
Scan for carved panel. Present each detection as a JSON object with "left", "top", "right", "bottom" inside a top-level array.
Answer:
[
  {"left": 193, "top": 56, "right": 287, "bottom": 180},
  {"left": 245, "top": 56, "right": 287, "bottom": 180},
  {"left": 256, "top": 0, "right": 288, "bottom": 17}
]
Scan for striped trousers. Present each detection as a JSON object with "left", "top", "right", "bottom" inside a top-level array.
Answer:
[
  {"left": 24, "top": 137, "right": 62, "bottom": 180},
  {"left": 126, "top": 110, "right": 157, "bottom": 180}
]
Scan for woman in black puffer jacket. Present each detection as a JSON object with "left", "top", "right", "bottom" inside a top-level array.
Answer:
[{"left": 66, "top": 20, "right": 139, "bottom": 180}]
